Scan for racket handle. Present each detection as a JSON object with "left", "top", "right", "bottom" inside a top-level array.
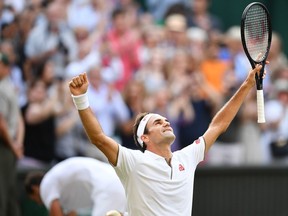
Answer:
[{"left": 256, "top": 89, "right": 265, "bottom": 123}]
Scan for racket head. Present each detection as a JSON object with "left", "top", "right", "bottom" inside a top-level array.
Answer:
[
  {"left": 240, "top": 2, "right": 272, "bottom": 123},
  {"left": 240, "top": 2, "right": 272, "bottom": 67}
]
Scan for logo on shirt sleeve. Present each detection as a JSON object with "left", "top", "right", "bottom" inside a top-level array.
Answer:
[{"left": 195, "top": 138, "right": 201, "bottom": 144}]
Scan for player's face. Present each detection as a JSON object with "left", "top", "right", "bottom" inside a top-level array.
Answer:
[{"left": 145, "top": 114, "right": 176, "bottom": 146}]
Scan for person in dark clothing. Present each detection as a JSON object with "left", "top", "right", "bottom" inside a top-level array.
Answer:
[
  {"left": 0, "top": 52, "right": 24, "bottom": 216},
  {"left": 21, "top": 78, "right": 57, "bottom": 168}
]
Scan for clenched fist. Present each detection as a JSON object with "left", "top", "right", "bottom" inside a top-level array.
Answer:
[{"left": 69, "top": 73, "right": 89, "bottom": 96}]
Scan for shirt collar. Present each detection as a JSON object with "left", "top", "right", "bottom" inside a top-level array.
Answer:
[{"left": 144, "top": 150, "right": 173, "bottom": 161}]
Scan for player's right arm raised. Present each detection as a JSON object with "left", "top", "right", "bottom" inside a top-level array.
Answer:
[{"left": 68, "top": 73, "right": 119, "bottom": 166}]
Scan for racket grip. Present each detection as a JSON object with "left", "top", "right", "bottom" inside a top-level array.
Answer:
[{"left": 256, "top": 90, "right": 265, "bottom": 123}]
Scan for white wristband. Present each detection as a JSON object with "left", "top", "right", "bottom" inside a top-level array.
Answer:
[{"left": 71, "top": 92, "right": 89, "bottom": 110}]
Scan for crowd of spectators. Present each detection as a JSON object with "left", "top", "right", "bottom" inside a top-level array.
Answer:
[{"left": 1, "top": 0, "right": 288, "bottom": 170}]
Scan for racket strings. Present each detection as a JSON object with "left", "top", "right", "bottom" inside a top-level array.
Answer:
[{"left": 244, "top": 6, "right": 269, "bottom": 62}]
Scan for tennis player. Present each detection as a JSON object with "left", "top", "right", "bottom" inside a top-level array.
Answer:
[
  {"left": 25, "top": 157, "right": 126, "bottom": 216},
  {"left": 68, "top": 63, "right": 266, "bottom": 216}
]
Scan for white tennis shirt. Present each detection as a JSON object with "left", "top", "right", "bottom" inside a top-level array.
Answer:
[
  {"left": 115, "top": 137, "right": 205, "bottom": 216},
  {"left": 40, "top": 157, "right": 126, "bottom": 215}
]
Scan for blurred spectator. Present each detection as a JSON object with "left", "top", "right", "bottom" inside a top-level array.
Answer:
[
  {"left": 273, "top": 67, "right": 288, "bottom": 82},
  {"left": 135, "top": 47, "right": 167, "bottom": 95},
  {"left": 0, "top": 39, "right": 27, "bottom": 107},
  {"left": 25, "top": 1, "right": 78, "bottom": 77},
  {"left": 15, "top": 6, "right": 38, "bottom": 77},
  {"left": 3, "top": 0, "right": 25, "bottom": 14},
  {"left": 261, "top": 78, "right": 288, "bottom": 164},
  {"left": 164, "top": 2, "right": 188, "bottom": 19},
  {"left": 267, "top": 31, "right": 288, "bottom": 83},
  {"left": 139, "top": 24, "right": 165, "bottom": 65},
  {"left": 115, "top": 0, "right": 143, "bottom": 29},
  {"left": 0, "top": 1, "right": 15, "bottom": 35},
  {"left": 105, "top": 7, "right": 141, "bottom": 90},
  {"left": 0, "top": 52, "right": 24, "bottom": 216},
  {"left": 25, "top": 0, "right": 46, "bottom": 26},
  {"left": 65, "top": 41, "right": 101, "bottom": 79},
  {"left": 117, "top": 79, "right": 147, "bottom": 150},
  {"left": 165, "top": 48, "right": 190, "bottom": 97},
  {"left": 200, "top": 39, "right": 229, "bottom": 94},
  {"left": 67, "top": 0, "right": 112, "bottom": 45},
  {"left": 65, "top": 39, "right": 123, "bottom": 85},
  {"left": 221, "top": 26, "right": 250, "bottom": 83},
  {"left": 99, "top": 38, "right": 124, "bottom": 84},
  {"left": 32, "top": 60, "right": 67, "bottom": 116},
  {"left": 240, "top": 90, "right": 264, "bottom": 164},
  {"left": 186, "top": 26, "right": 208, "bottom": 63},
  {"left": 0, "top": 8, "right": 18, "bottom": 42},
  {"left": 186, "top": 0, "right": 223, "bottom": 40},
  {"left": 163, "top": 13, "right": 188, "bottom": 59},
  {"left": 145, "top": 0, "right": 186, "bottom": 24},
  {"left": 20, "top": 78, "right": 58, "bottom": 169},
  {"left": 33, "top": 60, "right": 56, "bottom": 92}
]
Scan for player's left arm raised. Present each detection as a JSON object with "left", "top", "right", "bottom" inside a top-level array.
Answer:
[{"left": 203, "top": 64, "right": 266, "bottom": 153}]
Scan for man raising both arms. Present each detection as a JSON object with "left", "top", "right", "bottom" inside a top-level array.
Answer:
[{"left": 68, "top": 63, "right": 266, "bottom": 216}]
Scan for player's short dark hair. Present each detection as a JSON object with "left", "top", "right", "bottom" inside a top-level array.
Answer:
[
  {"left": 133, "top": 112, "right": 150, "bottom": 152},
  {"left": 24, "top": 171, "right": 45, "bottom": 195}
]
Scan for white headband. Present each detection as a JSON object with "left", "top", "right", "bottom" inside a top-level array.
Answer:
[{"left": 137, "top": 113, "right": 154, "bottom": 147}]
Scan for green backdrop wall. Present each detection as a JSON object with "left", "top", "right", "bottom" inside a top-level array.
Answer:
[
  {"left": 192, "top": 165, "right": 288, "bottom": 216},
  {"left": 209, "top": 0, "right": 288, "bottom": 55}
]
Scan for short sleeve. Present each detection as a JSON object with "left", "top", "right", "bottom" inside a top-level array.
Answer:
[
  {"left": 40, "top": 177, "right": 61, "bottom": 209},
  {"left": 114, "top": 145, "right": 142, "bottom": 181}
]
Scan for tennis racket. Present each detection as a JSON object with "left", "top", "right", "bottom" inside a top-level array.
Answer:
[{"left": 240, "top": 2, "right": 272, "bottom": 123}]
